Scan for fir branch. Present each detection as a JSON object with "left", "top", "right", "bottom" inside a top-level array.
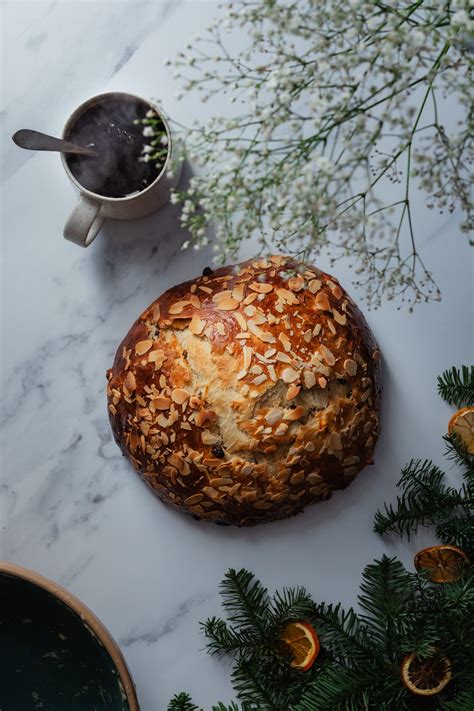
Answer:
[
  {"left": 268, "top": 586, "right": 315, "bottom": 628},
  {"left": 357, "top": 556, "right": 418, "bottom": 659},
  {"left": 373, "top": 459, "right": 463, "bottom": 538},
  {"left": 219, "top": 569, "right": 270, "bottom": 638},
  {"left": 311, "top": 601, "right": 373, "bottom": 665},
  {"left": 168, "top": 693, "right": 200, "bottom": 711},
  {"left": 295, "top": 664, "right": 375, "bottom": 711},
  {"left": 171, "top": 559, "right": 474, "bottom": 710},
  {"left": 436, "top": 516, "right": 474, "bottom": 558},
  {"left": 443, "top": 433, "right": 474, "bottom": 480},
  {"left": 437, "top": 365, "right": 474, "bottom": 408},
  {"left": 202, "top": 617, "right": 264, "bottom": 657},
  {"left": 231, "top": 657, "right": 294, "bottom": 711},
  {"left": 443, "top": 691, "right": 474, "bottom": 711}
]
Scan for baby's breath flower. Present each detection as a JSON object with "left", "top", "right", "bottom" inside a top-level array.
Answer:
[{"left": 163, "top": 0, "right": 472, "bottom": 308}]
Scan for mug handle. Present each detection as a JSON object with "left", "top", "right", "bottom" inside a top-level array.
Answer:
[{"left": 64, "top": 194, "right": 104, "bottom": 247}]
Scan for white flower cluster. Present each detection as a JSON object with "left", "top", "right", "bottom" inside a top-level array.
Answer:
[{"left": 168, "top": 0, "right": 473, "bottom": 308}]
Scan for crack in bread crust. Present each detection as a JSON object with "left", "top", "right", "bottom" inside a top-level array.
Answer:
[{"left": 107, "top": 255, "right": 382, "bottom": 526}]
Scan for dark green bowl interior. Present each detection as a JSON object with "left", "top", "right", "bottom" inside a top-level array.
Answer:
[{"left": 0, "top": 572, "right": 131, "bottom": 710}]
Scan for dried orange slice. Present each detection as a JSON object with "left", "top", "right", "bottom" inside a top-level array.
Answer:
[
  {"left": 401, "top": 650, "right": 452, "bottom": 696},
  {"left": 280, "top": 620, "right": 320, "bottom": 671},
  {"left": 448, "top": 407, "right": 474, "bottom": 454},
  {"left": 414, "top": 545, "right": 468, "bottom": 583}
]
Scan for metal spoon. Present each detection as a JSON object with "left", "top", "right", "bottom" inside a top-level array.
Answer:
[{"left": 12, "top": 129, "right": 99, "bottom": 157}]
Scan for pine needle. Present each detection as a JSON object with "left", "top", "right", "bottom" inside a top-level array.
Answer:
[{"left": 437, "top": 365, "right": 474, "bottom": 408}]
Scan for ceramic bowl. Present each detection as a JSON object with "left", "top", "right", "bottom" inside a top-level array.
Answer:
[{"left": 0, "top": 561, "right": 139, "bottom": 710}]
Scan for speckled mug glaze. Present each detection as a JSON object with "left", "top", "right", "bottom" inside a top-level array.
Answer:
[{"left": 0, "top": 561, "right": 139, "bottom": 710}]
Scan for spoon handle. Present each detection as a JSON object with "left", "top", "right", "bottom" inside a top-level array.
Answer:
[{"left": 12, "top": 129, "right": 98, "bottom": 157}]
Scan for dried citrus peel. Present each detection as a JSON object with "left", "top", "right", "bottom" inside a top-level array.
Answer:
[{"left": 280, "top": 620, "right": 320, "bottom": 671}]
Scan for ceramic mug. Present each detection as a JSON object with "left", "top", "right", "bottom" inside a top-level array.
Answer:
[{"left": 62, "top": 91, "right": 182, "bottom": 247}]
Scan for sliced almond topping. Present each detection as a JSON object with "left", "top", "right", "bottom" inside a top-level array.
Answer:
[
  {"left": 252, "top": 374, "right": 267, "bottom": 385},
  {"left": 194, "top": 409, "right": 216, "bottom": 427},
  {"left": 331, "top": 284, "right": 343, "bottom": 300},
  {"left": 276, "top": 287, "right": 299, "bottom": 305},
  {"left": 135, "top": 339, "right": 153, "bottom": 356},
  {"left": 252, "top": 311, "right": 267, "bottom": 326},
  {"left": 249, "top": 281, "right": 273, "bottom": 293},
  {"left": 108, "top": 404, "right": 117, "bottom": 415},
  {"left": 241, "top": 384, "right": 250, "bottom": 396},
  {"left": 318, "top": 376, "right": 327, "bottom": 389},
  {"left": 189, "top": 294, "right": 201, "bottom": 309},
  {"left": 265, "top": 407, "right": 283, "bottom": 425},
  {"left": 216, "top": 323, "right": 226, "bottom": 336},
  {"left": 243, "top": 292, "right": 258, "bottom": 306},
  {"left": 212, "top": 290, "right": 232, "bottom": 303},
  {"left": 243, "top": 345, "right": 253, "bottom": 370},
  {"left": 185, "top": 493, "right": 204, "bottom": 506},
  {"left": 288, "top": 276, "right": 304, "bottom": 291},
  {"left": 244, "top": 305, "right": 256, "bottom": 317},
  {"left": 303, "top": 371, "right": 316, "bottom": 389},
  {"left": 240, "top": 463, "right": 254, "bottom": 476},
  {"left": 274, "top": 422, "right": 289, "bottom": 436},
  {"left": 305, "top": 441, "right": 316, "bottom": 452},
  {"left": 333, "top": 309, "right": 347, "bottom": 326},
  {"left": 309, "top": 279, "right": 322, "bottom": 294},
  {"left": 284, "top": 406, "right": 305, "bottom": 421},
  {"left": 156, "top": 413, "right": 172, "bottom": 427},
  {"left": 248, "top": 321, "right": 276, "bottom": 343},
  {"left": 202, "top": 430, "right": 220, "bottom": 445},
  {"left": 328, "top": 432, "right": 342, "bottom": 450},
  {"left": 232, "top": 283, "right": 245, "bottom": 302},
  {"left": 320, "top": 344, "right": 336, "bottom": 366},
  {"left": 189, "top": 314, "right": 206, "bottom": 335},
  {"left": 153, "top": 396, "right": 171, "bottom": 410},
  {"left": 198, "top": 285, "right": 213, "bottom": 294},
  {"left": 217, "top": 296, "right": 239, "bottom": 311},
  {"left": 307, "top": 472, "right": 322, "bottom": 484},
  {"left": 344, "top": 358, "right": 357, "bottom": 377},
  {"left": 267, "top": 364, "right": 277, "bottom": 381},
  {"left": 286, "top": 383, "right": 301, "bottom": 400},
  {"left": 264, "top": 348, "right": 276, "bottom": 358},
  {"left": 148, "top": 349, "right": 166, "bottom": 366},
  {"left": 282, "top": 367, "right": 299, "bottom": 383},
  {"left": 124, "top": 371, "right": 136, "bottom": 391},
  {"left": 261, "top": 331, "right": 277, "bottom": 344},
  {"left": 303, "top": 329, "right": 312, "bottom": 343},
  {"left": 313, "top": 323, "right": 322, "bottom": 337},
  {"left": 279, "top": 332, "right": 291, "bottom": 352},
  {"left": 171, "top": 388, "right": 189, "bottom": 405},
  {"left": 169, "top": 300, "right": 191, "bottom": 315},
  {"left": 315, "top": 291, "right": 331, "bottom": 311},
  {"left": 235, "top": 312, "right": 247, "bottom": 331},
  {"left": 276, "top": 351, "right": 293, "bottom": 364},
  {"left": 202, "top": 486, "right": 220, "bottom": 499},
  {"left": 250, "top": 364, "right": 262, "bottom": 375},
  {"left": 343, "top": 455, "right": 360, "bottom": 466}
]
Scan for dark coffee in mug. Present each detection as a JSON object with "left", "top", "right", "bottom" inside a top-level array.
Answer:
[{"left": 65, "top": 97, "right": 168, "bottom": 199}]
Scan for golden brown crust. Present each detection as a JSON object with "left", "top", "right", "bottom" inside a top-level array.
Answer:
[{"left": 107, "top": 255, "right": 382, "bottom": 526}]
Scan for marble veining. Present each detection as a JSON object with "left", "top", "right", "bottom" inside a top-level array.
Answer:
[{"left": 1, "top": 1, "right": 472, "bottom": 708}]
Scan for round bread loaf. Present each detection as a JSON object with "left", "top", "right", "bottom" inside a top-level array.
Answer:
[{"left": 107, "top": 255, "right": 381, "bottom": 525}]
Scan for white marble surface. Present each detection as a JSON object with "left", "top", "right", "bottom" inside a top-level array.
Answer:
[{"left": 1, "top": 2, "right": 473, "bottom": 709}]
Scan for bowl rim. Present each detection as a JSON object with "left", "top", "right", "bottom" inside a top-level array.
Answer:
[{"left": 0, "top": 560, "right": 140, "bottom": 710}]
